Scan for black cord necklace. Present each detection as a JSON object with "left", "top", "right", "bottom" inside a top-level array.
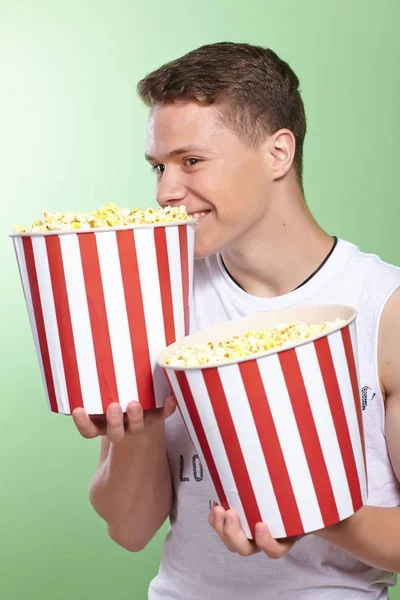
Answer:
[{"left": 221, "top": 236, "right": 338, "bottom": 293}]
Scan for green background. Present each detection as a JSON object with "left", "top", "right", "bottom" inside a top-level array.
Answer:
[{"left": 1, "top": 1, "right": 399, "bottom": 599}]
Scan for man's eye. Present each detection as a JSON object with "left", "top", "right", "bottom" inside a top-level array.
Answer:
[
  {"left": 184, "top": 158, "right": 200, "bottom": 167},
  {"left": 151, "top": 164, "right": 165, "bottom": 175}
]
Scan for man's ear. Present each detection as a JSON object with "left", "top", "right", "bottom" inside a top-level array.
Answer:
[{"left": 269, "top": 129, "right": 296, "bottom": 180}]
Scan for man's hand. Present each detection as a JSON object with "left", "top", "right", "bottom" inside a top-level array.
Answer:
[
  {"left": 209, "top": 504, "right": 301, "bottom": 558},
  {"left": 72, "top": 395, "right": 177, "bottom": 443}
]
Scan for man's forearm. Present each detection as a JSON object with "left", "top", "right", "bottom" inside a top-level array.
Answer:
[
  {"left": 315, "top": 505, "right": 400, "bottom": 572},
  {"left": 89, "top": 422, "right": 173, "bottom": 551}
]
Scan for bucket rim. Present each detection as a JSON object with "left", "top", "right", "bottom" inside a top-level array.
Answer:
[{"left": 158, "top": 304, "right": 358, "bottom": 371}]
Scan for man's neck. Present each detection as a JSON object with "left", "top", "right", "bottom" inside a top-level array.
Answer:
[{"left": 221, "top": 191, "right": 334, "bottom": 298}]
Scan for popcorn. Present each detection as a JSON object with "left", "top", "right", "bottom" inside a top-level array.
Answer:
[
  {"left": 165, "top": 318, "right": 347, "bottom": 367},
  {"left": 13, "top": 203, "right": 193, "bottom": 233}
]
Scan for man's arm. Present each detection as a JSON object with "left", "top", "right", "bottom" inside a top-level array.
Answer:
[
  {"left": 90, "top": 420, "right": 173, "bottom": 552},
  {"left": 315, "top": 286, "right": 400, "bottom": 571},
  {"left": 73, "top": 397, "right": 176, "bottom": 553}
]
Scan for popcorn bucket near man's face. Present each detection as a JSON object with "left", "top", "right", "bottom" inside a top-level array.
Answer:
[
  {"left": 158, "top": 305, "right": 367, "bottom": 539},
  {"left": 11, "top": 222, "right": 195, "bottom": 415}
]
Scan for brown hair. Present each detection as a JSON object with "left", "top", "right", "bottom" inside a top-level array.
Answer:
[{"left": 137, "top": 42, "right": 307, "bottom": 184}]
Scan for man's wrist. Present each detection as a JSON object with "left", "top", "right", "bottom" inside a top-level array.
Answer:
[{"left": 312, "top": 506, "right": 365, "bottom": 544}]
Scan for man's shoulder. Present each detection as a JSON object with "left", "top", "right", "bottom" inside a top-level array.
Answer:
[
  {"left": 340, "top": 241, "right": 400, "bottom": 338},
  {"left": 342, "top": 239, "right": 400, "bottom": 286}
]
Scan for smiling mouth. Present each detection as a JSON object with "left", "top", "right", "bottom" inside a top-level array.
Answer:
[{"left": 190, "top": 210, "right": 211, "bottom": 223}]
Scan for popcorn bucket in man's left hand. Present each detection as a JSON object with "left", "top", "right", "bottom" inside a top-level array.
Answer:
[
  {"left": 158, "top": 305, "right": 367, "bottom": 540},
  {"left": 10, "top": 204, "right": 196, "bottom": 415}
]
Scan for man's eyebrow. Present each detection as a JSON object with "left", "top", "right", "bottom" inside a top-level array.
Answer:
[{"left": 145, "top": 145, "right": 213, "bottom": 162}]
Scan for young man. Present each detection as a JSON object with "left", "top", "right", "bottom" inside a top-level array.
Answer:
[{"left": 73, "top": 43, "right": 400, "bottom": 599}]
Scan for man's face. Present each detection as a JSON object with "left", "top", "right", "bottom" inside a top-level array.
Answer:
[{"left": 145, "top": 101, "right": 272, "bottom": 259}]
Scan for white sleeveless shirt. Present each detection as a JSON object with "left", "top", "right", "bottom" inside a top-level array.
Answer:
[{"left": 149, "top": 239, "right": 400, "bottom": 600}]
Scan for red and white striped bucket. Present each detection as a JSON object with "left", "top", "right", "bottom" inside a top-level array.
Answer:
[
  {"left": 11, "top": 222, "right": 195, "bottom": 415},
  {"left": 158, "top": 305, "right": 367, "bottom": 539}
]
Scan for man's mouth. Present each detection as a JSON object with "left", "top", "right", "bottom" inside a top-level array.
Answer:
[{"left": 190, "top": 210, "right": 211, "bottom": 223}]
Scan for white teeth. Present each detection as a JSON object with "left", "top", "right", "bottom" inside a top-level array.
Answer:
[{"left": 192, "top": 211, "right": 209, "bottom": 218}]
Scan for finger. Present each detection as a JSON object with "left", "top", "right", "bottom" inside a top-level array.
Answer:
[
  {"left": 126, "top": 401, "right": 145, "bottom": 435},
  {"left": 209, "top": 504, "right": 226, "bottom": 539},
  {"left": 255, "top": 523, "right": 296, "bottom": 558},
  {"left": 144, "top": 395, "right": 177, "bottom": 426},
  {"left": 208, "top": 502, "right": 217, "bottom": 525},
  {"left": 162, "top": 395, "right": 177, "bottom": 419},
  {"left": 72, "top": 408, "right": 101, "bottom": 439},
  {"left": 208, "top": 502, "right": 220, "bottom": 531},
  {"left": 105, "top": 403, "right": 125, "bottom": 442},
  {"left": 223, "top": 510, "right": 259, "bottom": 556}
]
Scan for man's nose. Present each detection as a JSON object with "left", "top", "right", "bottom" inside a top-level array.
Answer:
[{"left": 156, "top": 168, "right": 186, "bottom": 207}]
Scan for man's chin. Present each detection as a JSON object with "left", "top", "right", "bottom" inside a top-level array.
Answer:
[
  {"left": 194, "top": 243, "right": 219, "bottom": 260},
  {"left": 194, "top": 249, "right": 216, "bottom": 260}
]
